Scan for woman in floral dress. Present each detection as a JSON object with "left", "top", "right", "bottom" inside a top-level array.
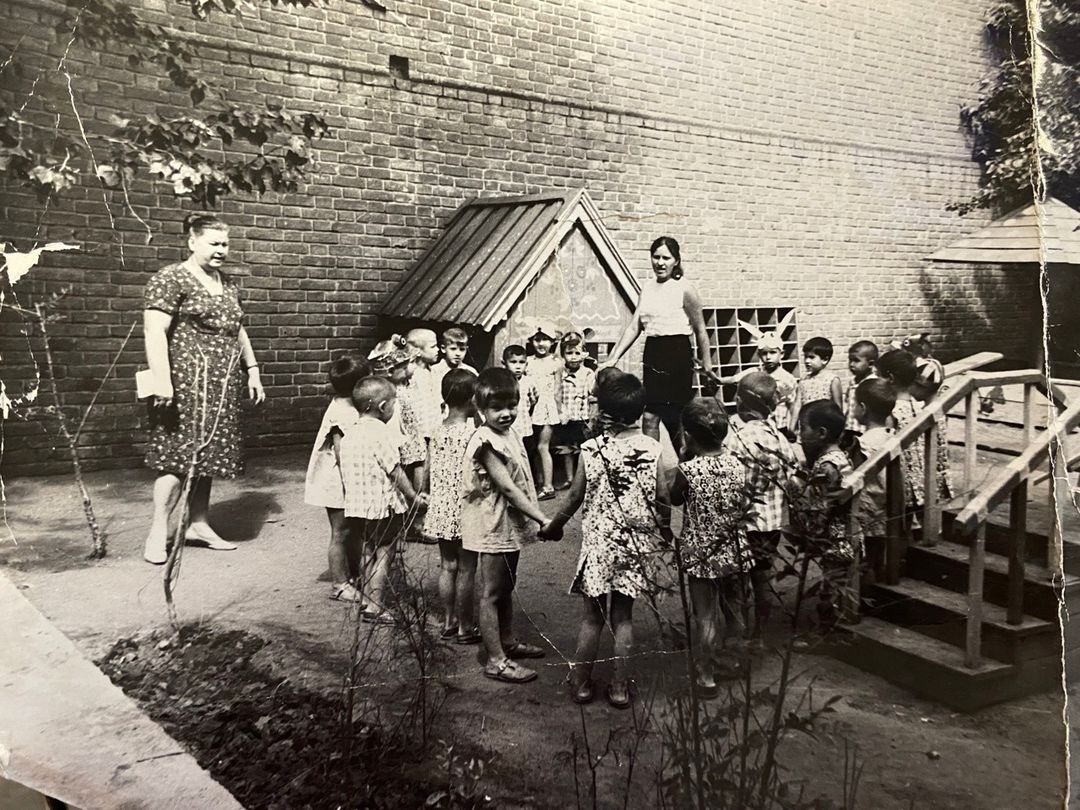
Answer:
[{"left": 142, "top": 214, "right": 265, "bottom": 564}]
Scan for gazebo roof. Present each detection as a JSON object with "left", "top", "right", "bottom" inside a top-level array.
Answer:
[
  {"left": 927, "top": 197, "right": 1080, "bottom": 265},
  {"left": 379, "top": 188, "right": 637, "bottom": 331}
]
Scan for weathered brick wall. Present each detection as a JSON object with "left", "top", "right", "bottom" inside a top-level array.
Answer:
[{"left": 0, "top": 0, "right": 1038, "bottom": 476}]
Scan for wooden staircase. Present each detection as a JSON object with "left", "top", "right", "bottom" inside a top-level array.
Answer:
[{"left": 831, "top": 358, "right": 1080, "bottom": 711}]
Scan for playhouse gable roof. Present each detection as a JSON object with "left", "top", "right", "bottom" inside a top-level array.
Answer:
[
  {"left": 927, "top": 197, "right": 1080, "bottom": 265},
  {"left": 379, "top": 188, "right": 638, "bottom": 331}
]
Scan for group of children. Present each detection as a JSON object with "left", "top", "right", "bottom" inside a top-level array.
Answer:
[{"left": 303, "top": 320, "right": 951, "bottom": 706}]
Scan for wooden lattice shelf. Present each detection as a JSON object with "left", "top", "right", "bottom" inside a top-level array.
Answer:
[{"left": 696, "top": 306, "right": 800, "bottom": 407}]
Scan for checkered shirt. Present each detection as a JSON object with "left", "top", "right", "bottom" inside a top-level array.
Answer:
[
  {"left": 844, "top": 371, "right": 878, "bottom": 433},
  {"left": 410, "top": 364, "right": 443, "bottom": 439},
  {"left": 341, "top": 415, "right": 407, "bottom": 519},
  {"left": 734, "top": 365, "right": 797, "bottom": 430},
  {"left": 515, "top": 374, "right": 539, "bottom": 433},
  {"left": 723, "top": 413, "right": 797, "bottom": 533},
  {"left": 558, "top": 366, "right": 596, "bottom": 423}
]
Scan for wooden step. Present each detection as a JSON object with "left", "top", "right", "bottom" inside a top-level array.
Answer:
[
  {"left": 904, "top": 541, "right": 1080, "bottom": 622},
  {"left": 941, "top": 510, "right": 1080, "bottom": 576},
  {"left": 865, "top": 580, "right": 1060, "bottom": 664},
  {"left": 832, "top": 617, "right": 1017, "bottom": 712}
]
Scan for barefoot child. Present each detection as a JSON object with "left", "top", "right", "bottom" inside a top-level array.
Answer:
[
  {"left": 723, "top": 372, "right": 798, "bottom": 641},
  {"left": 304, "top": 354, "right": 369, "bottom": 603},
  {"left": 342, "top": 376, "right": 427, "bottom": 625},
  {"left": 526, "top": 322, "right": 563, "bottom": 500},
  {"left": 547, "top": 372, "right": 664, "bottom": 708},
  {"left": 669, "top": 397, "right": 750, "bottom": 697},
  {"left": 459, "top": 367, "right": 556, "bottom": 683},
  {"left": 790, "top": 337, "right": 843, "bottom": 432},
  {"left": 792, "top": 401, "right": 855, "bottom": 631},
  {"left": 554, "top": 332, "right": 596, "bottom": 489},
  {"left": 424, "top": 368, "right": 481, "bottom": 643}
]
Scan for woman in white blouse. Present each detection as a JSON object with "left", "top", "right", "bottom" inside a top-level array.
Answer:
[{"left": 605, "top": 236, "right": 712, "bottom": 445}]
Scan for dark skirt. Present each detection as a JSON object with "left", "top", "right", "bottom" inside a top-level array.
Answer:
[{"left": 642, "top": 335, "right": 694, "bottom": 408}]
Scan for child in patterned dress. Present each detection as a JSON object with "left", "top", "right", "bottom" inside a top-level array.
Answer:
[
  {"left": 304, "top": 354, "right": 369, "bottom": 603},
  {"left": 848, "top": 378, "right": 896, "bottom": 587},
  {"left": 369, "top": 336, "right": 427, "bottom": 495},
  {"left": 459, "top": 368, "right": 557, "bottom": 684},
  {"left": 424, "top": 368, "right": 481, "bottom": 643},
  {"left": 554, "top": 332, "right": 596, "bottom": 489},
  {"left": 669, "top": 398, "right": 750, "bottom": 697},
  {"left": 876, "top": 349, "right": 924, "bottom": 522},
  {"left": 905, "top": 335, "right": 952, "bottom": 504},
  {"left": 546, "top": 372, "right": 665, "bottom": 708},
  {"left": 790, "top": 336, "right": 844, "bottom": 433},
  {"left": 342, "top": 377, "right": 427, "bottom": 624},
  {"left": 527, "top": 322, "right": 563, "bottom": 500},
  {"left": 792, "top": 401, "right": 855, "bottom": 631}
]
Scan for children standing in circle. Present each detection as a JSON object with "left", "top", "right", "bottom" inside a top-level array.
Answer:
[
  {"left": 547, "top": 372, "right": 664, "bottom": 708},
  {"left": 790, "top": 337, "right": 843, "bottom": 433},
  {"left": 669, "top": 398, "right": 751, "bottom": 697},
  {"left": 526, "top": 323, "right": 563, "bottom": 500},
  {"left": 304, "top": 354, "right": 369, "bottom": 603},
  {"left": 424, "top": 368, "right": 481, "bottom": 643},
  {"left": 459, "top": 367, "right": 557, "bottom": 684}
]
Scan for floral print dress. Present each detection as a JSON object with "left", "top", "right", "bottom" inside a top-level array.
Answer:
[
  {"left": 424, "top": 422, "right": 474, "bottom": 542},
  {"left": 680, "top": 454, "right": 751, "bottom": 579},
  {"left": 144, "top": 263, "right": 245, "bottom": 479},
  {"left": 571, "top": 431, "right": 662, "bottom": 599}
]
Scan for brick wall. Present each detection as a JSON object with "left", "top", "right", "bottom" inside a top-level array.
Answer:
[{"left": 0, "top": 0, "right": 1039, "bottom": 476}]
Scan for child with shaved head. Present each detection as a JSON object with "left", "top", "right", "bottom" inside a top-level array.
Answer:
[
  {"left": 721, "top": 371, "right": 798, "bottom": 642},
  {"left": 343, "top": 375, "right": 427, "bottom": 624}
]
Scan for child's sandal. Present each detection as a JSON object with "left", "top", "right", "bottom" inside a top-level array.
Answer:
[
  {"left": 455, "top": 628, "right": 482, "bottom": 645},
  {"left": 483, "top": 658, "right": 537, "bottom": 684},
  {"left": 505, "top": 641, "right": 546, "bottom": 659},
  {"left": 606, "top": 679, "right": 633, "bottom": 710},
  {"left": 537, "top": 489, "right": 556, "bottom": 501},
  {"left": 329, "top": 583, "right": 364, "bottom": 605},
  {"left": 565, "top": 674, "right": 594, "bottom": 705},
  {"left": 439, "top": 625, "right": 459, "bottom": 640}
]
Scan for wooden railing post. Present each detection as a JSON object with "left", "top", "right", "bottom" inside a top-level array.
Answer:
[
  {"left": 965, "top": 524, "right": 986, "bottom": 669},
  {"left": 886, "top": 457, "right": 905, "bottom": 586},
  {"left": 1049, "top": 436, "right": 1068, "bottom": 580},
  {"left": 964, "top": 390, "right": 978, "bottom": 492},
  {"left": 922, "top": 419, "right": 939, "bottom": 547},
  {"left": 1022, "top": 383, "right": 1035, "bottom": 446},
  {"left": 1007, "top": 482, "right": 1028, "bottom": 625}
]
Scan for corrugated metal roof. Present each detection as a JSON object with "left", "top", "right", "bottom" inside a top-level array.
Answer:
[
  {"left": 927, "top": 197, "right": 1080, "bottom": 265},
  {"left": 380, "top": 189, "right": 638, "bottom": 331}
]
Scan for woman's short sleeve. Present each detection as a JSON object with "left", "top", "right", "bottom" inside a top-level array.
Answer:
[{"left": 144, "top": 266, "right": 184, "bottom": 315}]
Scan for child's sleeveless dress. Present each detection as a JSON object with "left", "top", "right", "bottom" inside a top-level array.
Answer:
[
  {"left": 680, "top": 454, "right": 750, "bottom": 579},
  {"left": 571, "top": 432, "right": 661, "bottom": 599},
  {"left": 424, "top": 422, "right": 474, "bottom": 543},
  {"left": 396, "top": 380, "right": 427, "bottom": 466},
  {"left": 529, "top": 354, "right": 562, "bottom": 427},
  {"left": 304, "top": 397, "right": 361, "bottom": 509},
  {"left": 798, "top": 447, "right": 856, "bottom": 562},
  {"left": 798, "top": 371, "right": 839, "bottom": 408}
]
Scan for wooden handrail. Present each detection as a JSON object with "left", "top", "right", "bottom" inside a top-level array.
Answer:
[
  {"left": 952, "top": 396, "right": 1080, "bottom": 535},
  {"left": 941, "top": 352, "right": 1003, "bottom": 377}
]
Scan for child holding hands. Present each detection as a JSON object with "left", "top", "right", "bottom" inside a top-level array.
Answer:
[
  {"left": 342, "top": 376, "right": 427, "bottom": 625},
  {"left": 546, "top": 372, "right": 664, "bottom": 708},
  {"left": 460, "top": 367, "right": 557, "bottom": 684},
  {"left": 424, "top": 368, "right": 481, "bottom": 643},
  {"left": 669, "top": 398, "right": 751, "bottom": 697},
  {"left": 304, "top": 354, "right": 369, "bottom": 603},
  {"left": 554, "top": 332, "right": 596, "bottom": 488}
]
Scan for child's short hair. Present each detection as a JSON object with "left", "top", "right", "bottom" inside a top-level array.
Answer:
[
  {"left": 352, "top": 376, "right": 395, "bottom": 414},
  {"left": 441, "top": 326, "right": 469, "bottom": 347},
  {"left": 801, "top": 400, "right": 845, "bottom": 442},
  {"left": 407, "top": 328, "right": 437, "bottom": 348},
  {"left": 560, "top": 332, "right": 585, "bottom": 356},
  {"left": 596, "top": 372, "right": 646, "bottom": 425},
  {"left": 735, "top": 371, "right": 777, "bottom": 415},
  {"left": 474, "top": 367, "right": 519, "bottom": 409},
  {"left": 595, "top": 366, "right": 623, "bottom": 389},
  {"left": 442, "top": 367, "right": 477, "bottom": 408},
  {"left": 802, "top": 336, "right": 834, "bottom": 361},
  {"left": 502, "top": 344, "right": 527, "bottom": 363},
  {"left": 681, "top": 397, "right": 729, "bottom": 449},
  {"left": 877, "top": 349, "right": 918, "bottom": 386},
  {"left": 848, "top": 340, "right": 879, "bottom": 361},
  {"left": 855, "top": 378, "right": 896, "bottom": 422},
  {"left": 329, "top": 354, "right": 369, "bottom": 397}
]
